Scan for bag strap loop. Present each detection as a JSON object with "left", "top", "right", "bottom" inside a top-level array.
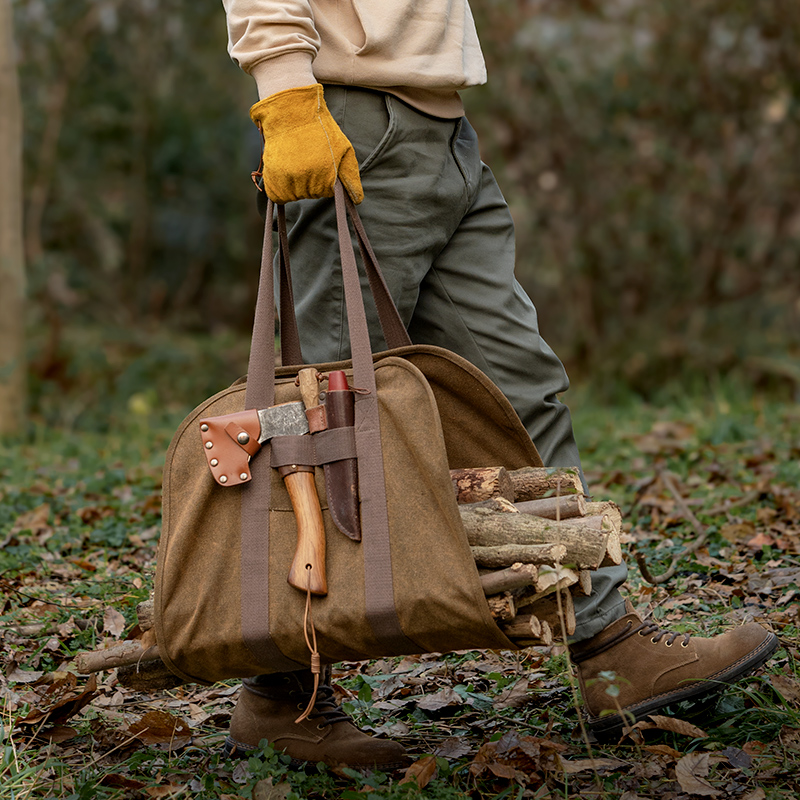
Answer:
[{"left": 240, "top": 183, "right": 419, "bottom": 667}]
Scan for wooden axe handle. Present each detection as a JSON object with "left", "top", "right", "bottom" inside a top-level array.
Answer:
[
  {"left": 285, "top": 471, "right": 328, "bottom": 595},
  {"left": 286, "top": 368, "right": 327, "bottom": 596}
]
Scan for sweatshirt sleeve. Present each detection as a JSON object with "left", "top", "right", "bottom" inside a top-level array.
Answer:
[{"left": 222, "top": 1, "right": 320, "bottom": 97}]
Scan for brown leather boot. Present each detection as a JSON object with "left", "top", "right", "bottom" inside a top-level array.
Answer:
[
  {"left": 223, "top": 671, "right": 409, "bottom": 770},
  {"left": 570, "top": 601, "right": 778, "bottom": 741}
]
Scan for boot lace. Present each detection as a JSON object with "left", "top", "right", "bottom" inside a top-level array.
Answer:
[
  {"left": 296, "top": 683, "right": 352, "bottom": 728},
  {"left": 571, "top": 618, "right": 691, "bottom": 663}
]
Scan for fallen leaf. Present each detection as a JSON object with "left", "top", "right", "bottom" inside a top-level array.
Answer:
[
  {"left": 493, "top": 678, "right": 530, "bottom": 710},
  {"left": 719, "top": 522, "right": 756, "bottom": 543},
  {"left": 675, "top": 752, "right": 721, "bottom": 797},
  {"left": 399, "top": 755, "right": 438, "bottom": 788},
  {"left": 722, "top": 746, "right": 752, "bottom": 770},
  {"left": 433, "top": 736, "right": 472, "bottom": 760},
  {"left": 17, "top": 674, "right": 98, "bottom": 731},
  {"left": 127, "top": 710, "right": 192, "bottom": 749},
  {"left": 417, "top": 686, "right": 461, "bottom": 712},
  {"left": 558, "top": 756, "right": 629, "bottom": 774},
  {"left": 740, "top": 789, "right": 766, "bottom": 800},
  {"left": 644, "top": 744, "right": 683, "bottom": 759},
  {"left": 103, "top": 607, "right": 126, "bottom": 638},
  {"left": 645, "top": 715, "right": 707, "bottom": 738},
  {"left": 769, "top": 674, "right": 800, "bottom": 705},
  {"left": 253, "top": 777, "right": 292, "bottom": 800},
  {"left": 144, "top": 785, "right": 186, "bottom": 798}
]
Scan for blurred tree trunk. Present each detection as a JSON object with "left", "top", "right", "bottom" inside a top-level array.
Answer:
[{"left": 0, "top": 0, "right": 26, "bottom": 433}]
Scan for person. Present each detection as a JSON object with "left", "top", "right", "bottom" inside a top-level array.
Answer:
[{"left": 219, "top": 0, "right": 778, "bottom": 767}]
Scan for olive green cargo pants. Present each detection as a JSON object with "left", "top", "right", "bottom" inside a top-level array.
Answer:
[{"left": 278, "top": 85, "right": 627, "bottom": 642}]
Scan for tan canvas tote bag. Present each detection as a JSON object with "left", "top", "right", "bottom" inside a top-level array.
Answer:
[{"left": 154, "top": 184, "right": 543, "bottom": 684}]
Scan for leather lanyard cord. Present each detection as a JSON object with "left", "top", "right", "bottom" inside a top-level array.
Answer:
[{"left": 295, "top": 565, "right": 321, "bottom": 723}]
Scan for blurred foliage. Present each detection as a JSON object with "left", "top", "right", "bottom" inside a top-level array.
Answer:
[
  {"left": 468, "top": 0, "right": 800, "bottom": 393},
  {"left": 11, "top": 0, "right": 800, "bottom": 418}
]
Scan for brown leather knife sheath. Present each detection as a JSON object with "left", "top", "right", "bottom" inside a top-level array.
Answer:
[{"left": 323, "top": 388, "right": 361, "bottom": 541}]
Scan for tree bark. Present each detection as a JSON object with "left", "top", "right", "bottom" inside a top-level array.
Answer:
[
  {"left": 479, "top": 562, "right": 539, "bottom": 595},
  {"left": 451, "top": 466, "right": 515, "bottom": 503},
  {"left": 486, "top": 592, "right": 516, "bottom": 622},
  {"left": 460, "top": 497, "right": 519, "bottom": 514},
  {"left": 117, "top": 660, "right": 185, "bottom": 692},
  {"left": 75, "top": 639, "right": 161, "bottom": 674},
  {"left": 515, "top": 494, "right": 586, "bottom": 520},
  {"left": 471, "top": 543, "right": 568, "bottom": 568},
  {"left": 461, "top": 508, "right": 609, "bottom": 570},
  {"left": 507, "top": 467, "right": 583, "bottom": 501},
  {"left": 0, "top": 0, "right": 26, "bottom": 433}
]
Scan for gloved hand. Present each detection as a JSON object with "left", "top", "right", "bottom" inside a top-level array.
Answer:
[{"left": 250, "top": 84, "right": 364, "bottom": 205}]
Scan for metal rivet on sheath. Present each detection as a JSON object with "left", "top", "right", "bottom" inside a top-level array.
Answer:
[
  {"left": 210, "top": 459, "right": 218, "bottom": 467},
  {"left": 200, "top": 424, "right": 209, "bottom": 432},
  {"left": 205, "top": 441, "right": 213, "bottom": 449},
  {"left": 240, "top": 472, "right": 248, "bottom": 480},
  {"left": 220, "top": 475, "right": 228, "bottom": 484},
  {"left": 237, "top": 431, "right": 250, "bottom": 445}
]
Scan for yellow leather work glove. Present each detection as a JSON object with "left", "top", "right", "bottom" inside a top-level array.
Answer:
[{"left": 250, "top": 84, "right": 364, "bottom": 205}]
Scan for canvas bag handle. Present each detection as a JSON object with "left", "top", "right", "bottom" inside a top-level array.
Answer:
[
  {"left": 239, "top": 182, "right": 419, "bottom": 670},
  {"left": 275, "top": 193, "right": 412, "bottom": 367}
]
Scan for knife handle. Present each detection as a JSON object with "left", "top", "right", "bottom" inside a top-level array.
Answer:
[{"left": 285, "top": 470, "right": 328, "bottom": 595}]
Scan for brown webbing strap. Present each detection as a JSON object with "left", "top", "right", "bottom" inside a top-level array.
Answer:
[
  {"left": 240, "top": 200, "right": 304, "bottom": 673},
  {"left": 277, "top": 198, "right": 412, "bottom": 365},
  {"left": 270, "top": 427, "right": 357, "bottom": 469},
  {"left": 334, "top": 182, "right": 418, "bottom": 653},
  {"left": 344, "top": 193, "right": 412, "bottom": 350},
  {"left": 277, "top": 207, "right": 304, "bottom": 367}
]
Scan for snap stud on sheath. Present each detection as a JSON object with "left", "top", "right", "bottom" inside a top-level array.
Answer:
[
  {"left": 206, "top": 441, "right": 213, "bottom": 449},
  {"left": 220, "top": 475, "right": 228, "bottom": 484},
  {"left": 237, "top": 431, "right": 251, "bottom": 445}
]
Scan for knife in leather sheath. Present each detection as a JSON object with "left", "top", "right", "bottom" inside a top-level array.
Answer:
[{"left": 323, "top": 370, "right": 361, "bottom": 541}]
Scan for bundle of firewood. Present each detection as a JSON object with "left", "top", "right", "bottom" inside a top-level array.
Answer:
[
  {"left": 75, "top": 466, "right": 622, "bottom": 689},
  {"left": 452, "top": 466, "right": 622, "bottom": 646}
]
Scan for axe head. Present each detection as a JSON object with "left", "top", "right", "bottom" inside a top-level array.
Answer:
[{"left": 257, "top": 401, "right": 309, "bottom": 443}]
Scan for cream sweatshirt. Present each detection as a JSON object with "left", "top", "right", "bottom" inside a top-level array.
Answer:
[{"left": 222, "top": 1, "right": 486, "bottom": 118}]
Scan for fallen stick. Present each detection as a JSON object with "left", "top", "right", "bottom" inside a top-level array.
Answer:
[
  {"left": 75, "top": 639, "right": 161, "bottom": 674},
  {"left": 479, "top": 563, "right": 538, "bottom": 595}
]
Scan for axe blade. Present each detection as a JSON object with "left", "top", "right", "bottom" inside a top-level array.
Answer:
[{"left": 257, "top": 401, "right": 310, "bottom": 443}]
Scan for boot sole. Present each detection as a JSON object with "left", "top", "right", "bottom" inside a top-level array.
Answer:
[
  {"left": 587, "top": 630, "right": 780, "bottom": 742},
  {"left": 222, "top": 736, "right": 410, "bottom": 772}
]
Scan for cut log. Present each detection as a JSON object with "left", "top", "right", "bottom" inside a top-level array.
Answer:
[
  {"left": 560, "top": 514, "right": 605, "bottom": 530},
  {"left": 451, "top": 466, "right": 515, "bottom": 504},
  {"left": 479, "top": 562, "right": 538, "bottom": 595},
  {"left": 506, "top": 467, "right": 583, "bottom": 501},
  {"left": 526, "top": 591, "right": 576, "bottom": 637},
  {"left": 136, "top": 599, "right": 154, "bottom": 632},
  {"left": 600, "top": 527, "right": 623, "bottom": 567},
  {"left": 471, "top": 543, "right": 567, "bottom": 569},
  {"left": 117, "top": 660, "right": 185, "bottom": 692},
  {"left": 461, "top": 508, "right": 609, "bottom": 570},
  {"left": 576, "top": 570, "right": 593, "bottom": 596},
  {"left": 75, "top": 630, "right": 159, "bottom": 674},
  {"left": 486, "top": 592, "right": 516, "bottom": 622},
  {"left": 514, "top": 494, "right": 586, "bottom": 520},
  {"left": 585, "top": 501, "right": 622, "bottom": 532},
  {"left": 514, "top": 565, "right": 580, "bottom": 608},
  {"left": 460, "top": 497, "right": 519, "bottom": 514},
  {"left": 499, "top": 613, "right": 542, "bottom": 639}
]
